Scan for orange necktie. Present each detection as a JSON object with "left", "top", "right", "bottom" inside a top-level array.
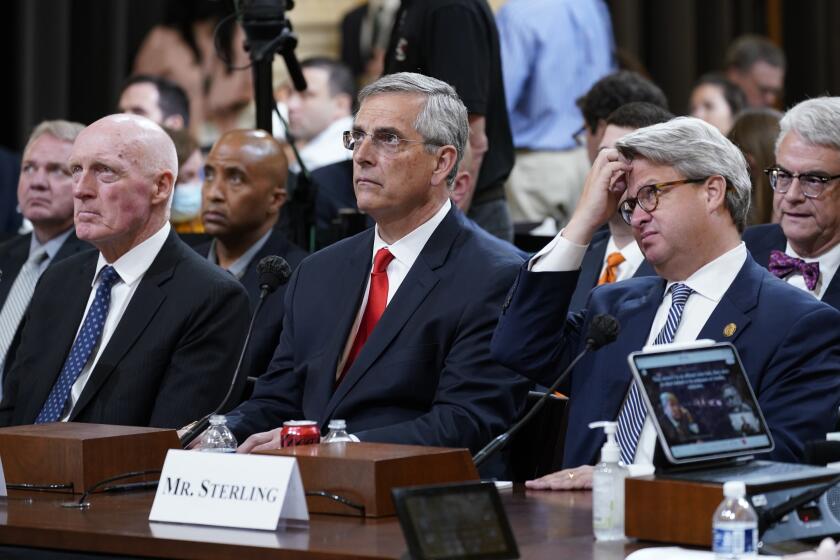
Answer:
[
  {"left": 597, "top": 252, "right": 625, "bottom": 285},
  {"left": 338, "top": 248, "right": 395, "bottom": 384}
]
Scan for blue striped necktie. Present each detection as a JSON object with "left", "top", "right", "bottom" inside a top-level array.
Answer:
[
  {"left": 35, "top": 266, "right": 121, "bottom": 423},
  {"left": 616, "top": 283, "right": 694, "bottom": 464}
]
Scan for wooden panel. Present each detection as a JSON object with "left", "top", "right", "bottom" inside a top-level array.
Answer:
[
  {"left": 0, "top": 423, "right": 180, "bottom": 493},
  {"left": 259, "top": 442, "right": 479, "bottom": 516}
]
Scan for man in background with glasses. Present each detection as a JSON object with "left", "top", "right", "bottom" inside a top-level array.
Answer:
[
  {"left": 743, "top": 97, "right": 840, "bottom": 310},
  {"left": 492, "top": 116, "right": 840, "bottom": 490},
  {"left": 226, "top": 73, "right": 528, "bottom": 477}
]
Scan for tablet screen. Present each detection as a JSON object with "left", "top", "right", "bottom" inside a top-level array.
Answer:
[{"left": 629, "top": 344, "right": 773, "bottom": 463}]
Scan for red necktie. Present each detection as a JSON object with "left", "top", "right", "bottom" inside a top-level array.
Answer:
[{"left": 338, "top": 248, "right": 395, "bottom": 384}]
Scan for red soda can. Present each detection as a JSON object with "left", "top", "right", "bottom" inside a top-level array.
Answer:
[{"left": 280, "top": 420, "right": 321, "bottom": 447}]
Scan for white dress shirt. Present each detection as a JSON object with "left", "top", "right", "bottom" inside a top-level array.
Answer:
[
  {"left": 600, "top": 235, "right": 645, "bottom": 281},
  {"left": 781, "top": 241, "right": 840, "bottom": 301},
  {"left": 60, "top": 223, "right": 171, "bottom": 420},
  {"left": 633, "top": 243, "right": 747, "bottom": 465},
  {"left": 336, "top": 200, "right": 451, "bottom": 375},
  {"left": 290, "top": 115, "right": 354, "bottom": 173}
]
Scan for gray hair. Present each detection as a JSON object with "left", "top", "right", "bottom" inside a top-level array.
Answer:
[
  {"left": 776, "top": 97, "right": 840, "bottom": 153},
  {"left": 358, "top": 72, "right": 468, "bottom": 186},
  {"left": 24, "top": 120, "right": 85, "bottom": 156},
  {"left": 615, "top": 117, "right": 752, "bottom": 232}
]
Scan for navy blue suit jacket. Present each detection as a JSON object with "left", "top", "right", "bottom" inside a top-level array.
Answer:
[
  {"left": 492, "top": 255, "right": 840, "bottom": 467},
  {"left": 227, "top": 207, "right": 529, "bottom": 456},
  {"left": 568, "top": 228, "right": 656, "bottom": 313},
  {"left": 743, "top": 223, "right": 840, "bottom": 311},
  {"left": 194, "top": 228, "right": 308, "bottom": 381}
]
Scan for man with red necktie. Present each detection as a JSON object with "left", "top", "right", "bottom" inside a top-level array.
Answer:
[
  {"left": 743, "top": 97, "right": 840, "bottom": 310},
  {"left": 225, "top": 73, "right": 528, "bottom": 475}
]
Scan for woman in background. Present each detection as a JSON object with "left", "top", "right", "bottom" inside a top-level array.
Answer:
[
  {"left": 689, "top": 73, "right": 746, "bottom": 135},
  {"left": 728, "top": 108, "right": 783, "bottom": 225}
]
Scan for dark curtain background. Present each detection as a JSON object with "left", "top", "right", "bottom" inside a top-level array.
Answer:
[{"left": 3, "top": 0, "right": 839, "bottom": 153}]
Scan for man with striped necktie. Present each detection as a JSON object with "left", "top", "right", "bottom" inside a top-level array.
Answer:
[
  {"left": 492, "top": 117, "right": 840, "bottom": 490},
  {"left": 0, "top": 121, "right": 90, "bottom": 382}
]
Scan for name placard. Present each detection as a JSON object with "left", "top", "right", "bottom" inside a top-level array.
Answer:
[{"left": 149, "top": 449, "right": 308, "bottom": 530}]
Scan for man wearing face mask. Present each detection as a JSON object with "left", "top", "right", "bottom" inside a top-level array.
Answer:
[
  {"left": 166, "top": 128, "right": 205, "bottom": 234},
  {"left": 196, "top": 129, "right": 308, "bottom": 384}
]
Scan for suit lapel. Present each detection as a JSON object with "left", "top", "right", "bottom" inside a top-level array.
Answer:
[
  {"left": 0, "top": 234, "right": 31, "bottom": 306},
  {"left": 323, "top": 209, "right": 459, "bottom": 420},
  {"left": 820, "top": 271, "right": 840, "bottom": 310},
  {"left": 69, "top": 233, "right": 180, "bottom": 420},
  {"left": 24, "top": 255, "right": 95, "bottom": 422},
  {"left": 697, "top": 257, "right": 759, "bottom": 345},
  {"left": 324, "top": 232, "right": 374, "bottom": 384},
  {"left": 570, "top": 235, "right": 607, "bottom": 311}
]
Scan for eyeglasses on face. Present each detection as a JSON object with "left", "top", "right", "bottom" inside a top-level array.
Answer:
[
  {"left": 342, "top": 130, "right": 440, "bottom": 155},
  {"left": 764, "top": 166, "right": 840, "bottom": 198},
  {"left": 619, "top": 177, "right": 709, "bottom": 225}
]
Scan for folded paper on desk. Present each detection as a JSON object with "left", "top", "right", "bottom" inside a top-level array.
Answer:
[{"left": 149, "top": 449, "right": 308, "bottom": 530}]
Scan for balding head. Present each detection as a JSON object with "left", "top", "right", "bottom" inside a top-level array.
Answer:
[
  {"left": 70, "top": 113, "right": 178, "bottom": 261},
  {"left": 202, "top": 129, "right": 288, "bottom": 246}
]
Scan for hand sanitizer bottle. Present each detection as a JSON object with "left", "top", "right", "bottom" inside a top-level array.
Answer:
[{"left": 589, "top": 420, "right": 628, "bottom": 541}]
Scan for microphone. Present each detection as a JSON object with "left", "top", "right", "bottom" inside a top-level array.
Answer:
[
  {"left": 179, "top": 255, "right": 292, "bottom": 447},
  {"left": 758, "top": 472, "right": 840, "bottom": 534},
  {"left": 472, "top": 314, "right": 620, "bottom": 468}
]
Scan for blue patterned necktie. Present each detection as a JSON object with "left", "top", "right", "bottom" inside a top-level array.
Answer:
[
  {"left": 35, "top": 266, "right": 121, "bottom": 423},
  {"left": 616, "top": 283, "right": 694, "bottom": 464}
]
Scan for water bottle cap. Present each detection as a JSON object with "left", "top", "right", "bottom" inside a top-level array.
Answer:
[
  {"left": 209, "top": 415, "right": 226, "bottom": 426},
  {"left": 723, "top": 480, "right": 746, "bottom": 498},
  {"left": 328, "top": 419, "right": 347, "bottom": 430}
]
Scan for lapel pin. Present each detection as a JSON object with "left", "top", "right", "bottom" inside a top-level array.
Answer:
[{"left": 723, "top": 323, "right": 737, "bottom": 337}]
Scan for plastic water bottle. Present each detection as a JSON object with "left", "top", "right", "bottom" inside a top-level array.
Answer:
[
  {"left": 712, "top": 480, "right": 758, "bottom": 559},
  {"left": 322, "top": 419, "right": 354, "bottom": 443},
  {"left": 589, "top": 421, "right": 628, "bottom": 541},
  {"left": 198, "top": 415, "right": 238, "bottom": 452}
]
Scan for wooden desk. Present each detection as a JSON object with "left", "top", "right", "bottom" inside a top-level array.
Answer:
[{"left": 0, "top": 487, "right": 648, "bottom": 559}]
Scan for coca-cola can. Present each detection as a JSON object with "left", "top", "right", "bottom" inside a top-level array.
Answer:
[{"left": 280, "top": 420, "right": 320, "bottom": 447}]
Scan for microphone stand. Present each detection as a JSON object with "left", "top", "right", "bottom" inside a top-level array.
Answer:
[
  {"left": 179, "top": 293, "right": 269, "bottom": 448},
  {"left": 472, "top": 340, "right": 594, "bottom": 468}
]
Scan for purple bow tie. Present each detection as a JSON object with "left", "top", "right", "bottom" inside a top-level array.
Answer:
[{"left": 768, "top": 249, "right": 821, "bottom": 290}]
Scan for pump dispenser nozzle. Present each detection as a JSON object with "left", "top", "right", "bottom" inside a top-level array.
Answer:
[{"left": 589, "top": 421, "right": 621, "bottom": 463}]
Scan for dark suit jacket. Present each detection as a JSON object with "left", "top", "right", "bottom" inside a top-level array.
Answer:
[
  {"left": 194, "top": 228, "right": 308, "bottom": 381},
  {"left": 0, "top": 148, "right": 21, "bottom": 235},
  {"left": 492, "top": 256, "right": 840, "bottom": 467},
  {"left": 568, "top": 227, "right": 656, "bottom": 313},
  {"left": 227, "top": 207, "right": 530, "bottom": 457},
  {"left": 0, "top": 231, "right": 251, "bottom": 428},
  {"left": 743, "top": 223, "right": 840, "bottom": 310},
  {"left": 0, "top": 230, "right": 90, "bottom": 375}
]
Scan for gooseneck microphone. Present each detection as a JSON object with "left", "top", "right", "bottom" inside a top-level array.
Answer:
[
  {"left": 472, "top": 314, "right": 620, "bottom": 468},
  {"left": 179, "top": 256, "right": 292, "bottom": 447}
]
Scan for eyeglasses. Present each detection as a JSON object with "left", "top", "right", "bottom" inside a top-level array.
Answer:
[
  {"left": 764, "top": 166, "right": 840, "bottom": 198},
  {"left": 619, "top": 177, "right": 709, "bottom": 225},
  {"left": 342, "top": 130, "right": 440, "bottom": 155}
]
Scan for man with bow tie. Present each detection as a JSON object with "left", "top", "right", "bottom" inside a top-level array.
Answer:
[{"left": 743, "top": 97, "right": 840, "bottom": 310}]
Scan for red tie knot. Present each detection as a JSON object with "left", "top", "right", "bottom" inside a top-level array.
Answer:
[{"left": 373, "top": 248, "right": 395, "bottom": 274}]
